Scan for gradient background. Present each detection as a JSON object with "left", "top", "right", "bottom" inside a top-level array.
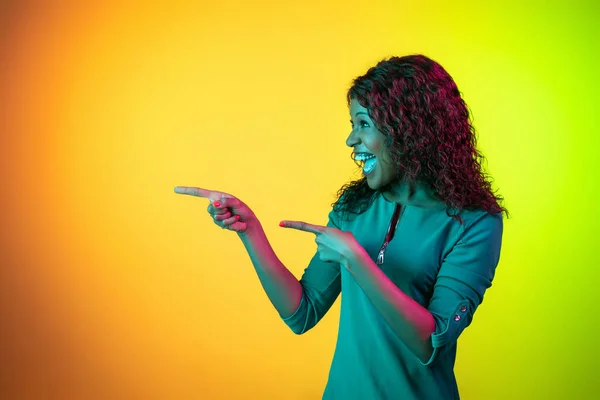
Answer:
[{"left": 1, "top": 1, "right": 598, "bottom": 399}]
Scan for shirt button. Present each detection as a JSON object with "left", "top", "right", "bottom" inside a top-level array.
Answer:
[
  {"left": 460, "top": 305, "right": 467, "bottom": 313},
  {"left": 453, "top": 314, "right": 461, "bottom": 321}
]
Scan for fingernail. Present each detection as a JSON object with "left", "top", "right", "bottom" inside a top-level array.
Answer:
[
  {"left": 235, "top": 215, "right": 240, "bottom": 220},
  {"left": 279, "top": 221, "right": 285, "bottom": 227},
  {"left": 214, "top": 201, "right": 221, "bottom": 207}
]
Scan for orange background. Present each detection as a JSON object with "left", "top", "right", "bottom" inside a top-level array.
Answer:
[{"left": 1, "top": 2, "right": 598, "bottom": 399}]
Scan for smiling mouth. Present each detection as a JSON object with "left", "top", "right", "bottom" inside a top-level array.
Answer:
[{"left": 353, "top": 153, "right": 377, "bottom": 175}]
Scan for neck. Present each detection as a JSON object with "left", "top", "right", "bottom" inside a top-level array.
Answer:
[{"left": 382, "top": 181, "right": 444, "bottom": 208}]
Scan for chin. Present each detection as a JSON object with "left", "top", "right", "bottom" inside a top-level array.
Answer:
[
  {"left": 366, "top": 171, "right": 395, "bottom": 191},
  {"left": 365, "top": 174, "right": 382, "bottom": 190}
]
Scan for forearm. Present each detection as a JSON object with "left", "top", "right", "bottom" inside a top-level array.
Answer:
[
  {"left": 238, "top": 224, "right": 303, "bottom": 318},
  {"left": 344, "top": 250, "right": 435, "bottom": 362}
]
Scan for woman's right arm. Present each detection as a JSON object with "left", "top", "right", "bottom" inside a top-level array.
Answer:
[
  {"left": 238, "top": 216, "right": 343, "bottom": 334},
  {"left": 174, "top": 186, "right": 342, "bottom": 332},
  {"left": 237, "top": 221, "right": 304, "bottom": 319}
]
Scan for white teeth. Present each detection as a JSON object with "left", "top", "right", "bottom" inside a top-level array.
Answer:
[
  {"left": 355, "top": 153, "right": 375, "bottom": 162},
  {"left": 354, "top": 153, "right": 376, "bottom": 174}
]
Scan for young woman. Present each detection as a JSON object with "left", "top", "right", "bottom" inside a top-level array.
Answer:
[{"left": 175, "top": 54, "right": 507, "bottom": 400}]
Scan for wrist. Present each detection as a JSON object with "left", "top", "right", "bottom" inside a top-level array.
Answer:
[
  {"left": 346, "top": 243, "right": 368, "bottom": 263},
  {"left": 237, "top": 218, "right": 263, "bottom": 239},
  {"left": 344, "top": 246, "right": 370, "bottom": 273}
]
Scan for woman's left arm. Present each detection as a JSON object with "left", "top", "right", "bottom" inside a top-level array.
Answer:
[
  {"left": 342, "top": 251, "right": 436, "bottom": 361},
  {"left": 281, "top": 211, "right": 503, "bottom": 365},
  {"left": 342, "top": 211, "right": 503, "bottom": 364}
]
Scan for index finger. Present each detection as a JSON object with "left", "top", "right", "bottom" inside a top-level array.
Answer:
[
  {"left": 174, "top": 186, "right": 219, "bottom": 201},
  {"left": 279, "top": 220, "right": 326, "bottom": 235}
]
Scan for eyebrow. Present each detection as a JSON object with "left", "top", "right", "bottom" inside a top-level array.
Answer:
[{"left": 353, "top": 111, "right": 368, "bottom": 118}]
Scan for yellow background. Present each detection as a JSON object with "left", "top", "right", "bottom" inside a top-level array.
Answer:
[{"left": 1, "top": 1, "right": 598, "bottom": 399}]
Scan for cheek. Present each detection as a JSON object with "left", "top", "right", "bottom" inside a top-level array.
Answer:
[
  {"left": 380, "top": 150, "right": 397, "bottom": 176},
  {"left": 370, "top": 132, "right": 389, "bottom": 159},
  {"left": 379, "top": 148, "right": 393, "bottom": 165}
]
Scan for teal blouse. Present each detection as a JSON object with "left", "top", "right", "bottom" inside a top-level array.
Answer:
[{"left": 282, "top": 192, "right": 503, "bottom": 400}]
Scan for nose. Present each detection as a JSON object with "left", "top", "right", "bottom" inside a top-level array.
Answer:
[{"left": 346, "top": 128, "right": 360, "bottom": 148}]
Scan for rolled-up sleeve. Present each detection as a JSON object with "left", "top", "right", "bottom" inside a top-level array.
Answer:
[
  {"left": 421, "top": 211, "right": 503, "bottom": 366},
  {"left": 282, "top": 210, "right": 343, "bottom": 334}
]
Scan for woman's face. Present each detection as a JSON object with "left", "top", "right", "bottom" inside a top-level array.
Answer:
[{"left": 346, "top": 98, "right": 398, "bottom": 190}]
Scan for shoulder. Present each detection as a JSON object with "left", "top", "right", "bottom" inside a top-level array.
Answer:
[
  {"left": 459, "top": 208, "right": 503, "bottom": 232},
  {"left": 455, "top": 208, "right": 504, "bottom": 252}
]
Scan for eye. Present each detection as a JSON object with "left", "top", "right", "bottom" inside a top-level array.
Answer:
[{"left": 359, "top": 120, "right": 370, "bottom": 128}]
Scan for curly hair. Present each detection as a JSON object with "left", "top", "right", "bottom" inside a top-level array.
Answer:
[{"left": 333, "top": 54, "right": 507, "bottom": 222}]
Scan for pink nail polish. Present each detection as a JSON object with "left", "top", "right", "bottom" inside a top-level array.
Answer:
[
  {"left": 214, "top": 201, "right": 221, "bottom": 207},
  {"left": 279, "top": 221, "right": 285, "bottom": 227}
]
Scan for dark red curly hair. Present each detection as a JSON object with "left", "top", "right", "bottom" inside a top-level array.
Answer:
[{"left": 333, "top": 54, "right": 507, "bottom": 221}]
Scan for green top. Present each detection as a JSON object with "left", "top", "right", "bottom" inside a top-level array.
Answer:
[{"left": 282, "top": 192, "right": 503, "bottom": 400}]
